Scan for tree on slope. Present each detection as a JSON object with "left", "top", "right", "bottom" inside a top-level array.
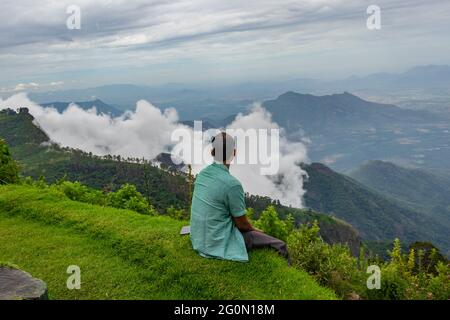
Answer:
[{"left": 0, "top": 139, "right": 19, "bottom": 184}]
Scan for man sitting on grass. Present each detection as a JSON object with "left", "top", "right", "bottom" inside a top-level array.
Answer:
[{"left": 190, "top": 132, "right": 290, "bottom": 263}]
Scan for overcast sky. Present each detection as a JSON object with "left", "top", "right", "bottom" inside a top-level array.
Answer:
[{"left": 1, "top": 0, "right": 450, "bottom": 93}]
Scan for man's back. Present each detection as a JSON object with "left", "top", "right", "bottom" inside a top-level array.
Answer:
[{"left": 190, "top": 162, "right": 248, "bottom": 262}]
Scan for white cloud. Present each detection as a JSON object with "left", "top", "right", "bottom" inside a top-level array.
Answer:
[
  {"left": 227, "top": 104, "right": 308, "bottom": 207},
  {"left": 0, "top": 93, "right": 184, "bottom": 159},
  {"left": 2, "top": 0, "right": 449, "bottom": 86},
  {"left": 14, "top": 82, "right": 40, "bottom": 91},
  {"left": 1, "top": 81, "right": 65, "bottom": 94}
]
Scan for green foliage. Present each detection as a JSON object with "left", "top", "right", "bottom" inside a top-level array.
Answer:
[
  {"left": 166, "top": 206, "right": 189, "bottom": 220},
  {"left": 57, "top": 181, "right": 106, "bottom": 206},
  {"left": 107, "top": 184, "right": 157, "bottom": 215},
  {"left": 26, "top": 179, "right": 158, "bottom": 216},
  {"left": 0, "top": 139, "right": 20, "bottom": 184},
  {"left": 409, "top": 242, "right": 448, "bottom": 274},
  {"left": 364, "top": 238, "right": 450, "bottom": 300},
  {"left": 254, "top": 206, "right": 293, "bottom": 241},
  {"left": 245, "top": 207, "right": 255, "bottom": 222},
  {"left": 0, "top": 109, "right": 49, "bottom": 147},
  {"left": 249, "top": 205, "right": 450, "bottom": 300},
  {"left": 287, "top": 221, "right": 362, "bottom": 297},
  {"left": 426, "top": 262, "right": 450, "bottom": 300}
]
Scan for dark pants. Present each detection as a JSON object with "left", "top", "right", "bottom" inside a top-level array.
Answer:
[{"left": 242, "top": 231, "right": 291, "bottom": 264}]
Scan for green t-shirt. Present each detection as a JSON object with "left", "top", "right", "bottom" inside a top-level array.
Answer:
[{"left": 190, "top": 162, "right": 248, "bottom": 262}]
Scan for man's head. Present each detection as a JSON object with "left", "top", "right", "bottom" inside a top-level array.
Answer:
[{"left": 211, "top": 132, "right": 236, "bottom": 165}]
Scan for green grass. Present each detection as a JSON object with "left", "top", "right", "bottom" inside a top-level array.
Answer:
[{"left": 0, "top": 184, "right": 336, "bottom": 300}]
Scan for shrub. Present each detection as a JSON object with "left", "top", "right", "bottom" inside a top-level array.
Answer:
[
  {"left": 57, "top": 181, "right": 106, "bottom": 205},
  {"left": 107, "top": 184, "right": 156, "bottom": 215},
  {"left": 166, "top": 206, "right": 189, "bottom": 220},
  {"left": 409, "top": 242, "right": 447, "bottom": 274},
  {"left": 287, "top": 221, "right": 362, "bottom": 297},
  {"left": 0, "top": 139, "right": 20, "bottom": 184},
  {"left": 52, "top": 180, "right": 157, "bottom": 216},
  {"left": 363, "top": 238, "right": 450, "bottom": 300},
  {"left": 426, "top": 262, "right": 450, "bottom": 300},
  {"left": 254, "top": 205, "right": 292, "bottom": 241}
]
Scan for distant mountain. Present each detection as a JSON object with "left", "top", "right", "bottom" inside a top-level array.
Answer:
[
  {"left": 349, "top": 160, "right": 450, "bottom": 228},
  {"left": 259, "top": 91, "right": 450, "bottom": 172},
  {"left": 301, "top": 162, "right": 450, "bottom": 257},
  {"left": 342, "top": 65, "right": 450, "bottom": 90},
  {"left": 40, "top": 99, "right": 122, "bottom": 116},
  {"left": 180, "top": 119, "right": 217, "bottom": 130},
  {"left": 28, "top": 85, "right": 250, "bottom": 121},
  {"left": 263, "top": 91, "right": 435, "bottom": 135},
  {"left": 28, "top": 84, "right": 208, "bottom": 111}
]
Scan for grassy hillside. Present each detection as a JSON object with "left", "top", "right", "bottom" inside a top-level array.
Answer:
[
  {"left": 0, "top": 184, "right": 336, "bottom": 300},
  {"left": 302, "top": 163, "right": 450, "bottom": 256}
]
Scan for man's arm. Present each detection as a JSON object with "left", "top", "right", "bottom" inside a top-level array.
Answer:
[{"left": 233, "top": 215, "right": 255, "bottom": 232}]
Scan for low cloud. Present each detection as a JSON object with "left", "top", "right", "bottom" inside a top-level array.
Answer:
[
  {"left": 1, "top": 81, "right": 65, "bottom": 94},
  {"left": 227, "top": 104, "right": 308, "bottom": 208},
  {"left": 0, "top": 93, "right": 184, "bottom": 159},
  {"left": 321, "top": 153, "right": 344, "bottom": 165},
  {"left": 14, "top": 82, "right": 40, "bottom": 91}
]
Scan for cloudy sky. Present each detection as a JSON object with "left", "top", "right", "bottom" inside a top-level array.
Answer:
[{"left": 1, "top": 0, "right": 450, "bottom": 93}]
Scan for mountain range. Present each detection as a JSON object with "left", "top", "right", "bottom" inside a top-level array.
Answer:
[
  {"left": 263, "top": 91, "right": 438, "bottom": 134},
  {"left": 19, "top": 65, "right": 450, "bottom": 104},
  {"left": 340, "top": 65, "right": 450, "bottom": 90},
  {"left": 40, "top": 99, "right": 122, "bottom": 116}
]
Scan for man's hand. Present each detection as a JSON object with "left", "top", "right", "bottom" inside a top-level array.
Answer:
[{"left": 233, "top": 215, "right": 255, "bottom": 232}]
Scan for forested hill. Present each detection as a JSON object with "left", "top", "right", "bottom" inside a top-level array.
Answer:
[
  {"left": 349, "top": 160, "right": 450, "bottom": 217},
  {"left": 0, "top": 108, "right": 362, "bottom": 254},
  {"left": 302, "top": 162, "right": 450, "bottom": 256}
]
